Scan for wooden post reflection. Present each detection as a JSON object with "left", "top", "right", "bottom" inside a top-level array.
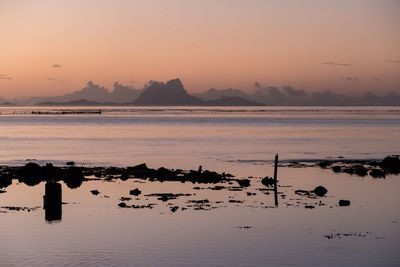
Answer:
[
  {"left": 274, "top": 154, "right": 278, "bottom": 207},
  {"left": 43, "top": 181, "right": 62, "bottom": 222}
]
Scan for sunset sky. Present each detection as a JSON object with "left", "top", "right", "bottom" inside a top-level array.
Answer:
[{"left": 0, "top": 0, "right": 399, "bottom": 98}]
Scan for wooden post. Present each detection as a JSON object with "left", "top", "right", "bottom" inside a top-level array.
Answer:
[{"left": 274, "top": 154, "right": 278, "bottom": 207}]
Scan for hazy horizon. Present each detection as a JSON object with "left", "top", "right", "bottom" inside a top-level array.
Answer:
[{"left": 1, "top": 0, "right": 399, "bottom": 98}]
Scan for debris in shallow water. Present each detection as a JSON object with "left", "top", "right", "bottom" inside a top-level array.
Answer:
[
  {"left": 170, "top": 206, "right": 179, "bottom": 212},
  {"left": 324, "top": 231, "right": 371, "bottom": 239},
  {"left": 338, "top": 200, "right": 350, "bottom": 206},
  {"left": 369, "top": 169, "right": 385, "bottom": 178},
  {"left": 129, "top": 188, "right": 141, "bottom": 196},
  {"left": 145, "top": 193, "right": 192, "bottom": 202},
  {"left": 229, "top": 199, "right": 244, "bottom": 203},
  {"left": 90, "top": 190, "right": 100, "bottom": 195},
  {"left": 236, "top": 179, "right": 250, "bottom": 187},
  {"left": 313, "top": 186, "right": 327, "bottom": 197},
  {"left": 261, "top": 176, "right": 274, "bottom": 187}
]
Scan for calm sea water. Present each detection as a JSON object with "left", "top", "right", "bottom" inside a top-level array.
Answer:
[
  {"left": 0, "top": 106, "right": 399, "bottom": 171},
  {"left": 0, "top": 106, "right": 399, "bottom": 266}
]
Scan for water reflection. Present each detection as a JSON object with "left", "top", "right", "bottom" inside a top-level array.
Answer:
[{"left": 43, "top": 181, "right": 62, "bottom": 222}]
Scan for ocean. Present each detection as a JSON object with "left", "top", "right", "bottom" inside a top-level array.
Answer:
[{"left": 0, "top": 106, "right": 399, "bottom": 266}]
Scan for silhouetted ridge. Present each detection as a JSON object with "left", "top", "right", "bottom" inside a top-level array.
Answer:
[
  {"left": 133, "top": 79, "right": 261, "bottom": 106},
  {"left": 133, "top": 78, "right": 204, "bottom": 105}
]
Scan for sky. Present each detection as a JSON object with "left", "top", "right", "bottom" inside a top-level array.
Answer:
[{"left": 0, "top": 0, "right": 399, "bottom": 98}]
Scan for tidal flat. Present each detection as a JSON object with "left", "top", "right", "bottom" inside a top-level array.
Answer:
[{"left": 0, "top": 157, "right": 399, "bottom": 266}]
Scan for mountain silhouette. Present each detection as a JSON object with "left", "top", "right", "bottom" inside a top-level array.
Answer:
[
  {"left": 133, "top": 79, "right": 260, "bottom": 106},
  {"left": 194, "top": 88, "right": 251, "bottom": 101},
  {"left": 133, "top": 79, "right": 203, "bottom": 105}
]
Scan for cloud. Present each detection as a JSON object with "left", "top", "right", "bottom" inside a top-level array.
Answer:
[
  {"left": 382, "top": 60, "right": 400, "bottom": 63},
  {"left": 51, "top": 64, "right": 62, "bottom": 68},
  {"left": 0, "top": 74, "right": 12, "bottom": 80},
  {"left": 322, "top": 61, "right": 351, "bottom": 67},
  {"left": 345, "top": 76, "right": 359, "bottom": 81}
]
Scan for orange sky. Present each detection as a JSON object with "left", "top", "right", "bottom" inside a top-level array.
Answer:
[{"left": 0, "top": 0, "right": 399, "bottom": 98}]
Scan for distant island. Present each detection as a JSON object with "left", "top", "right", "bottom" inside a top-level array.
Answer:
[
  {"left": 36, "top": 79, "right": 261, "bottom": 106},
  {"left": 2, "top": 78, "right": 400, "bottom": 106}
]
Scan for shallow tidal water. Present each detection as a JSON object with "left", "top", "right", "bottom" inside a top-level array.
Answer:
[{"left": 0, "top": 106, "right": 399, "bottom": 266}]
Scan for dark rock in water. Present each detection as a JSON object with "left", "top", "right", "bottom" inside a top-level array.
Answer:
[
  {"left": 261, "top": 176, "right": 274, "bottom": 187},
  {"left": 42, "top": 163, "right": 62, "bottom": 180},
  {"left": 236, "top": 179, "right": 250, "bottom": 187},
  {"left": 0, "top": 175, "right": 12, "bottom": 188},
  {"left": 145, "top": 193, "right": 192, "bottom": 202},
  {"left": 380, "top": 156, "right": 400, "bottom": 173},
  {"left": 305, "top": 205, "right": 315, "bottom": 209},
  {"left": 170, "top": 206, "right": 179, "bottom": 212},
  {"left": 313, "top": 186, "right": 328, "bottom": 197},
  {"left": 91, "top": 190, "right": 100, "bottom": 195},
  {"left": 188, "top": 199, "right": 209, "bottom": 204},
  {"left": 319, "top": 161, "right": 331, "bottom": 168},
  {"left": 228, "top": 199, "right": 244, "bottom": 203},
  {"left": 0, "top": 190, "right": 6, "bottom": 193},
  {"left": 339, "top": 200, "right": 350, "bottom": 206},
  {"left": 370, "top": 169, "right": 385, "bottom": 178},
  {"left": 353, "top": 165, "right": 368, "bottom": 176},
  {"left": 64, "top": 167, "right": 84, "bottom": 189},
  {"left": 18, "top": 162, "right": 42, "bottom": 177},
  {"left": 294, "top": 190, "right": 310, "bottom": 196},
  {"left": 126, "top": 163, "right": 155, "bottom": 178},
  {"left": 129, "top": 163, "right": 148, "bottom": 171},
  {"left": 120, "top": 197, "right": 132, "bottom": 201},
  {"left": 208, "top": 185, "right": 226, "bottom": 190},
  {"left": 66, "top": 161, "right": 75, "bottom": 166},
  {"left": 332, "top": 166, "right": 342, "bottom": 172},
  {"left": 17, "top": 163, "right": 43, "bottom": 186},
  {"left": 118, "top": 202, "right": 127, "bottom": 208},
  {"left": 129, "top": 188, "right": 141, "bottom": 196}
]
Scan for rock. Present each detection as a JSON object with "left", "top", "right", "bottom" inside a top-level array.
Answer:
[
  {"left": 91, "top": 190, "right": 100, "bottom": 195},
  {"left": 313, "top": 186, "right": 328, "bottom": 197},
  {"left": 129, "top": 163, "right": 148, "bottom": 171},
  {"left": 228, "top": 199, "right": 244, "bottom": 203},
  {"left": 305, "top": 205, "right": 315, "bottom": 209},
  {"left": 0, "top": 190, "right": 6, "bottom": 193},
  {"left": 66, "top": 161, "right": 75, "bottom": 166},
  {"left": 295, "top": 190, "right": 310, "bottom": 196},
  {"left": 0, "top": 175, "right": 12, "bottom": 189},
  {"left": 64, "top": 167, "right": 84, "bottom": 189},
  {"left": 380, "top": 156, "right": 400, "bottom": 173},
  {"left": 236, "top": 179, "right": 250, "bottom": 187},
  {"left": 369, "top": 169, "right": 385, "bottom": 178},
  {"left": 170, "top": 206, "right": 179, "bottom": 212},
  {"left": 261, "top": 176, "right": 274, "bottom": 187},
  {"left": 332, "top": 166, "right": 342, "bottom": 172},
  {"left": 353, "top": 165, "right": 368, "bottom": 176},
  {"left": 120, "top": 197, "right": 132, "bottom": 201},
  {"left": 339, "top": 200, "right": 350, "bottom": 206},
  {"left": 118, "top": 202, "right": 127, "bottom": 208},
  {"left": 129, "top": 188, "right": 141, "bottom": 196},
  {"left": 17, "top": 163, "right": 42, "bottom": 186},
  {"left": 319, "top": 161, "right": 331, "bottom": 168}
]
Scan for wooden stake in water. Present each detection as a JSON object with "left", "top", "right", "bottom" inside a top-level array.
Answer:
[{"left": 274, "top": 154, "right": 278, "bottom": 207}]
